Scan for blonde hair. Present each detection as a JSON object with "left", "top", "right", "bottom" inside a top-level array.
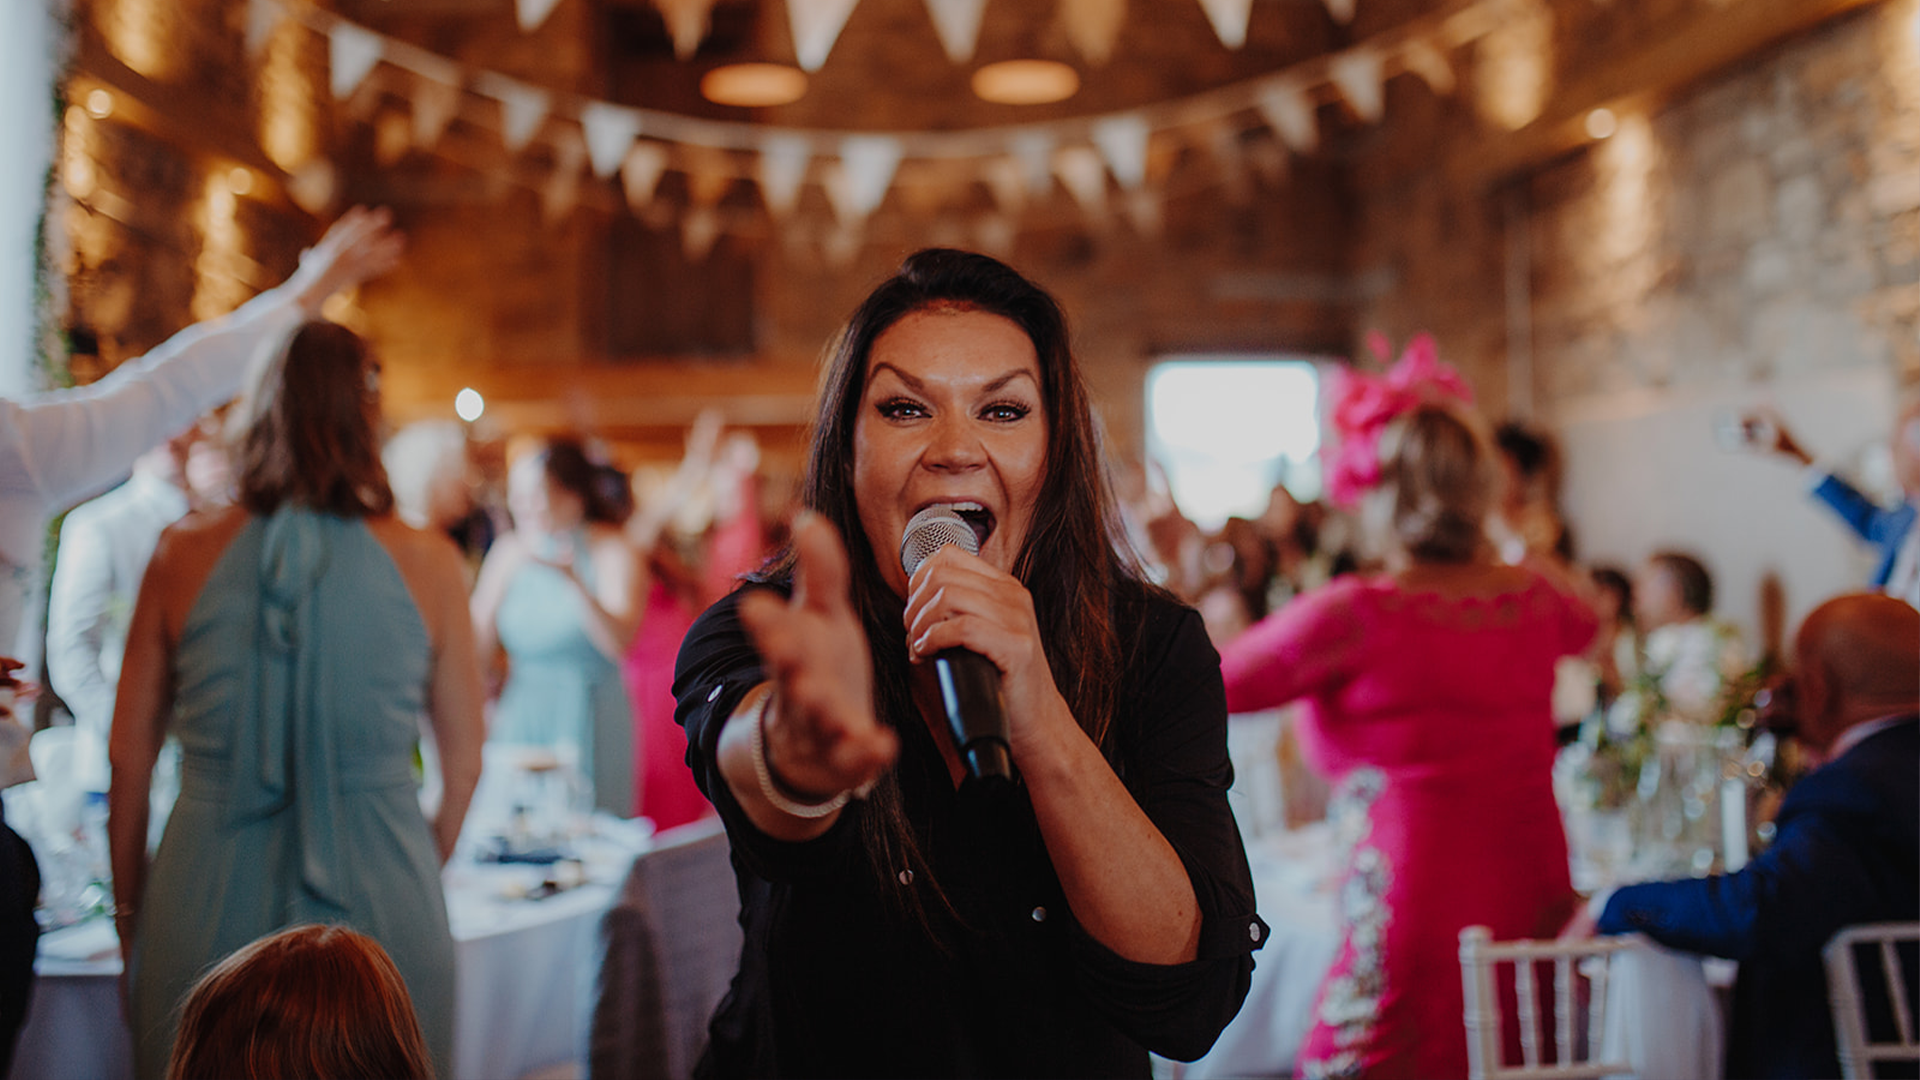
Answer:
[
  {"left": 1365, "top": 402, "right": 1496, "bottom": 563},
  {"left": 167, "top": 924, "right": 433, "bottom": 1080},
  {"left": 382, "top": 420, "right": 469, "bottom": 529}
]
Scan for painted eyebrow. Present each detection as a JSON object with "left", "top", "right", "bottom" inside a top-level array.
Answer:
[{"left": 868, "top": 362, "right": 1040, "bottom": 396}]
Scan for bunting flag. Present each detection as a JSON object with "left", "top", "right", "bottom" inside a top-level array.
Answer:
[
  {"left": 621, "top": 142, "right": 671, "bottom": 209},
  {"left": 327, "top": 23, "right": 384, "bottom": 100},
  {"left": 1255, "top": 81, "right": 1319, "bottom": 153},
  {"left": 243, "top": 0, "right": 1520, "bottom": 254},
  {"left": 410, "top": 77, "right": 462, "bottom": 149},
  {"left": 1121, "top": 188, "right": 1163, "bottom": 237},
  {"left": 1329, "top": 48, "right": 1385, "bottom": 122},
  {"left": 581, "top": 102, "right": 644, "bottom": 178},
  {"left": 481, "top": 76, "right": 551, "bottom": 152},
  {"left": 1196, "top": 0, "right": 1254, "bottom": 49},
  {"left": 923, "top": 0, "right": 989, "bottom": 64},
  {"left": 827, "top": 135, "right": 901, "bottom": 223},
  {"left": 981, "top": 156, "right": 1027, "bottom": 215},
  {"left": 681, "top": 205, "right": 722, "bottom": 261},
  {"left": 1062, "top": 0, "right": 1126, "bottom": 65},
  {"left": 245, "top": 0, "right": 284, "bottom": 57},
  {"left": 757, "top": 134, "right": 812, "bottom": 217},
  {"left": 1091, "top": 114, "right": 1149, "bottom": 189},
  {"left": 516, "top": 0, "right": 565, "bottom": 33},
  {"left": 1009, "top": 130, "right": 1057, "bottom": 195},
  {"left": 1400, "top": 38, "right": 1456, "bottom": 95},
  {"left": 542, "top": 130, "right": 585, "bottom": 221},
  {"left": 788, "top": 0, "right": 862, "bottom": 72},
  {"left": 1053, "top": 146, "right": 1110, "bottom": 219},
  {"left": 655, "top": 0, "right": 719, "bottom": 59},
  {"left": 1323, "top": 0, "right": 1356, "bottom": 24}
]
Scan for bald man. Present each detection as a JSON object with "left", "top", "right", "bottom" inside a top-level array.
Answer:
[{"left": 1570, "top": 594, "right": 1919, "bottom": 1079}]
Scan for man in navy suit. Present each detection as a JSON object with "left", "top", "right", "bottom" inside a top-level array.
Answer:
[
  {"left": 1748, "top": 398, "right": 1920, "bottom": 609},
  {"left": 1565, "top": 593, "right": 1919, "bottom": 1079}
]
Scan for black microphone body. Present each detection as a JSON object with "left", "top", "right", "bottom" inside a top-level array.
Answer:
[{"left": 900, "top": 506, "right": 1016, "bottom": 787}]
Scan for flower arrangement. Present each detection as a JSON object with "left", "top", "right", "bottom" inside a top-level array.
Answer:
[{"left": 1324, "top": 332, "right": 1476, "bottom": 508}]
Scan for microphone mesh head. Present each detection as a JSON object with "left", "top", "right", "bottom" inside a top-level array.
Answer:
[{"left": 900, "top": 505, "right": 979, "bottom": 575}]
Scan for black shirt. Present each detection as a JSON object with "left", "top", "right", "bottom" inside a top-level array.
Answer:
[{"left": 673, "top": 580, "right": 1265, "bottom": 1079}]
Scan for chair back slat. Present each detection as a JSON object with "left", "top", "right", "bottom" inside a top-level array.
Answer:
[
  {"left": 1823, "top": 922, "right": 1920, "bottom": 1080},
  {"left": 1883, "top": 938, "right": 1915, "bottom": 1047},
  {"left": 1459, "top": 925, "right": 1636, "bottom": 1080},
  {"left": 1517, "top": 954, "right": 1541, "bottom": 1068}
]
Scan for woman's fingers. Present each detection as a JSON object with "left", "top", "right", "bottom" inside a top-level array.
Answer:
[{"left": 736, "top": 516, "right": 896, "bottom": 796}]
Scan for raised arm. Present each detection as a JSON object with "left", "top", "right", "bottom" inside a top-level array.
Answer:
[{"left": 3, "top": 208, "right": 403, "bottom": 513}]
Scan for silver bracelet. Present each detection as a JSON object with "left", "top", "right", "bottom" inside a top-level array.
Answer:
[{"left": 745, "top": 690, "right": 851, "bottom": 819}]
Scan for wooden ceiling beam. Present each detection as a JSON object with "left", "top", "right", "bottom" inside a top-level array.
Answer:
[{"left": 1456, "top": 0, "right": 1887, "bottom": 186}]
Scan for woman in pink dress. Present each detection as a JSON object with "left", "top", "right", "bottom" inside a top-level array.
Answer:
[{"left": 1220, "top": 386, "right": 1595, "bottom": 1078}]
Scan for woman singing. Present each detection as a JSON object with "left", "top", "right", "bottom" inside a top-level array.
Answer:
[{"left": 672, "top": 249, "right": 1263, "bottom": 1077}]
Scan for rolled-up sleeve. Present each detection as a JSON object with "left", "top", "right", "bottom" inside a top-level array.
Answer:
[{"left": 1068, "top": 597, "right": 1265, "bottom": 1061}]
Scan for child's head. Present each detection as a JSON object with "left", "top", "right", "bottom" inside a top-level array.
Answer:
[{"left": 167, "top": 924, "right": 433, "bottom": 1080}]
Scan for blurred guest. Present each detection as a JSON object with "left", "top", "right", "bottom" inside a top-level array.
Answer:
[
  {"left": 674, "top": 249, "right": 1260, "bottom": 1075},
  {"left": 110, "top": 321, "right": 484, "bottom": 1079},
  {"left": 46, "top": 428, "right": 198, "bottom": 766},
  {"left": 472, "top": 438, "right": 645, "bottom": 815},
  {"left": 1744, "top": 397, "right": 1920, "bottom": 608},
  {"left": 1221, "top": 347, "right": 1595, "bottom": 1077},
  {"left": 1490, "top": 420, "right": 1571, "bottom": 564},
  {"left": 167, "top": 924, "right": 434, "bottom": 1080},
  {"left": 1586, "top": 566, "right": 1640, "bottom": 712},
  {"left": 0, "top": 207, "right": 400, "bottom": 1078},
  {"left": 1566, "top": 593, "right": 1918, "bottom": 1080},
  {"left": 622, "top": 418, "right": 732, "bottom": 829},
  {"left": 383, "top": 421, "right": 472, "bottom": 538},
  {"left": 1636, "top": 550, "right": 1749, "bottom": 722}
]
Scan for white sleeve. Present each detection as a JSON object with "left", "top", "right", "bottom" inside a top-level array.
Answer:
[
  {"left": 44, "top": 509, "right": 119, "bottom": 742},
  {"left": 0, "top": 285, "right": 304, "bottom": 511}
]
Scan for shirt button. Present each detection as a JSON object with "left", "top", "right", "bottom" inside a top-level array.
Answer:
[
  {"left": 1250, "top": 922, "right": 1262, "bottom": 942},
  {"left": 706, "top": 684, "right": 724, "bottom": 702},
  {"left": 1031, "top": 906, "right": 1047, "bottom": 923}
]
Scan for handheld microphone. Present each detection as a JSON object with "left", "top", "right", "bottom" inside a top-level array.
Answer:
[{"left": 899, "top": 506, "right": 1016, "bottom": 787}]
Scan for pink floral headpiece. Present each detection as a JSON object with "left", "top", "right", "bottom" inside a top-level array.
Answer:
[{"left": 1323, "top": 332, "right": 1475, "bottom": 508}]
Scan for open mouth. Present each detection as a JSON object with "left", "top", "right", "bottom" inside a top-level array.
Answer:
[{"left": 945, "top": 501, "right": 995, "bottom": 551}]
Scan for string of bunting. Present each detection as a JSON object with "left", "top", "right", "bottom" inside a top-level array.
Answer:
[{"left": 247, "top": 0, "right": 1521, "bottom": 261}]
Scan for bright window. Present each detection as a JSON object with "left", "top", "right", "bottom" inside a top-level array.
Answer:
[{"left": 1145, "top": 357, "right": 1323, "bottom": 531}]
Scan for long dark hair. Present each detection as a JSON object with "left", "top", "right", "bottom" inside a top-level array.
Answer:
[
  {"left": 234, "top": 320, "right": 393, "bottom": 518},
  {"left": 761, "top": 247, "right": 1138, "bottom": 927}
]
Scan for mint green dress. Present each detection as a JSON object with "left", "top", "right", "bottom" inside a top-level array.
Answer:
[
  {"left": 491, "top": 537, "right": 633, "bottom": 815},
  {"left": 129, "top": 509, "right": 452, "bottom": 1079}
]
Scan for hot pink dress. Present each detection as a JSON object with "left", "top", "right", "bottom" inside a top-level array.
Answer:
[
  {"left": 1219, "top": 571, "right": 1596, "bottom": 1079},
  {"left": 622, "top": 580, "right": 710, "bottom": 830}
]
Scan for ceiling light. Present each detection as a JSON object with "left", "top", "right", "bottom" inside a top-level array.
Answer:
[
  {"left": 701, "top": 64, "right": 809, "bottom": 108},
  {"left": 1585, "top": 107, "right": 1618, "bottom": 140},
  {"left": 972, "top": 60, "right": 1080, "bottom": 106}
]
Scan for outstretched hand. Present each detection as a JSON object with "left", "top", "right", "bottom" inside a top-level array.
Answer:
[
  {"left": 291, "top": 206, "right": 406, "bottom": 315},
  {"left": 737, "top": 513, "right": 896, "bottom": 805}
]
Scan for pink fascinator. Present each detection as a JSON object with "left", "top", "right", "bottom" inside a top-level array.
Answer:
[{"left": 1323, "top": 332, "right": 1475, "bottom": 508}]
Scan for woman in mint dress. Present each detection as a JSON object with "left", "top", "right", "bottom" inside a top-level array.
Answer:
[
  {"left": 108, "top": 321, "right": 486, "bottom": 1080},
  {"left": 472, "top": 440, "right": 645, "bottom": 815}
]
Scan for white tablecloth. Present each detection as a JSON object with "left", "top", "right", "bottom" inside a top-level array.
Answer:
[
  {"left": 1185, "top": 824, "right": 1726, "bottom": 1080},
  {"left": 8, "top": 818, "right": 650, "bottom": 1080}
]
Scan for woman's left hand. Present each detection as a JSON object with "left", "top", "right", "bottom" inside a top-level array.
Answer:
[{"left": 902, "top": 545, "right": 1070, "bottom": 750}]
